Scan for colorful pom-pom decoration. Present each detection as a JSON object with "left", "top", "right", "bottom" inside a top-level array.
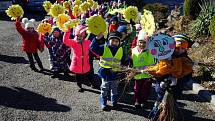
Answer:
[
  {"left": 140, "top": 9, "right": 155, "bottom": 36},
  {"left": 87, "top": 0, "right": 94, "bottom": 8},
  {"left": 37, "top": 22, "right": 52, "bottom": 35},
  {"left": 49, "top": 4, "right": 65, "bottom": 18},
  {"left": 63, "top": 1, "right": 72, "bottom": 10},
  {"left": 63, "top": 19, "right": 80, "bottom": 32},
  {"left": 5, "top": 5, "right": 24, "bottom": 20},
  {"left": 86, "top": 15, "right": 107, "bottom": 35},
  {"left": 74, "top": 0, "right": 82, "bottom": 6},
  {"left": 92, "top": 1, "right": 98, "bottom": 10},
  {"left": 73, "top": 5, "right": 81, "bottom": 16},
  {"left": 123, "top": 6, "right": 138, "bottom": 22},
  {"left": 43, "top": 1, "right": 52, "bottom": 13},
  {"left": 80, "top": 2, "right": 90, "bottom": 13},
  {"left": 56, "top": 14, "right": 71, "bottom": 31}
]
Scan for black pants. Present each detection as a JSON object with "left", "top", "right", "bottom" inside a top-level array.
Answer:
[
  {"left": 26, "top": 52, "right": 43, "bottom": 69},
  {"left": 75, "top": 72, "right": 91, "bottom": 89}
]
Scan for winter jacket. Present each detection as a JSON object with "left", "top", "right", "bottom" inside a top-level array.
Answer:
[
  {"left": 90, "top": 37, "right": 125, "bottom": 81},
  {"left": 120, "top": 26, "right": 136, "bottom": 61},
  {"left": 63, "top": 30, "right": 91, "bottom": 74},
  {"left": 109, "top": 24, "right": 119, "bottom": 33},
  {"left": 44, "top": 34, "right": 71, "bottom": 71},
  {"left": 15, "top": 21, "right": 42, "bottom": 53}
]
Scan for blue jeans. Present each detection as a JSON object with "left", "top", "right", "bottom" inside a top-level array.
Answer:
[{"left": 100, "top": 78, "right": 118, "bottom": 107}]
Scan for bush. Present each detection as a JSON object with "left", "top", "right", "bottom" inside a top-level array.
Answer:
[
  {"left": 209, "top": 15, "right": 215, "bottom": 38},
  {"left": 184, "top": 0, "right": 201, "bottom": 19},
  {"left": 144, "top": 3, "right": 168, "bottom": 14},
  {"left": 143, "top": 3, "right": 168, "bottom": 23},
  {"left": 190, "top": 0, "right": 215, "bottom": 37}
]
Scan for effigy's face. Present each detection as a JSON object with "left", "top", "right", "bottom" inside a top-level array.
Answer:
[{"left": 148, "top": 34, "right": 175, "bottom": 60}]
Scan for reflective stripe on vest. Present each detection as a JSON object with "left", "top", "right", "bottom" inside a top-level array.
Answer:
[
  {"left": 132, "top": 47, "right": 155, "bottom": 79},
  {"left": 99, "top": 45, "right": 123, "bottom": 71}
]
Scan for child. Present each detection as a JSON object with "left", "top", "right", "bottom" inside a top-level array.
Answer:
[
  {"left": 63, "top": 25, "right": 91, "bottom": 92},
  {"left": 90, "top": 31, "right": 124, "bottom": 111},
  {"left": 171, "top": 34, "right": 194, "bottom": 99},
  {"left": 109, "top": 16, "right": 119, "bottom": 33},
  {"left": 131, "top": 30, "right": 156, "bottom": 109},
  {"left": 43, "top": 27, "right": 70, "bottom": 74},
  {"left": 15, "top": 18, "right": 44, "bottom": 71},
  {"left": 117, "top": 22, "right": 136, "bottom": 64},
  {"left": 131, "top": 24, "right": 143, "bottom": 49}
]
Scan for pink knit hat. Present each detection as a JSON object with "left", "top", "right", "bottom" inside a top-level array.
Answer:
[{"left": 74, "top": 25, "right": 87, "bottom": 41}]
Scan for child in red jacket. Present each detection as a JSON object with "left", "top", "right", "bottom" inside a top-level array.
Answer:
[
  {"left": 63, "top": 25, "right": 91, "bottom": 92},
  {"left": 15, "top": 18, "right": 44, "bottom": 71},
  {"left": 108, "top": 16, "right": 119, "bottom": 33}
]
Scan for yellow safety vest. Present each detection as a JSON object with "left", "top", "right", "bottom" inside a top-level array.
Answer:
[
  {"left": 132, "top": 47, "right": 156, "bottom": 79},
  {"left": 99, "top": 45, "right": 123, "bottom": 72}
]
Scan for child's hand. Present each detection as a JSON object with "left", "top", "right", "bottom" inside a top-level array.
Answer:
[
  {"left": 44, "top": 32, "right": 49, "bottom": 36},
  {"left": 39, "top": 48, "right": 44, "bottom": 53},
  {"left": 130, "top": 19, "right": 136, "bottom": 26},
  {"left": 16, "top": 17, "right": 20, "bottom": 22}
]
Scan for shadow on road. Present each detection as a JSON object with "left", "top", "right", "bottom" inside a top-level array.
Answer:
[
  {"left": 0, "top": 86, "right": 71, "bottom": 112},
  {"left": 0, "top": 54, "right": 29, "bottom": 64},
  {"left": 180, "top": 93, "right": 209, "bottom": 102},
  {"left": 112, "top": 103, "right": 151, "bottom": 118},
  {"left": 182, "top": 108, "right": 215, "bottom": 121}
]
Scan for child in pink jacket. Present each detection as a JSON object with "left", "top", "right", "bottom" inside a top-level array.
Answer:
[{"left": 63, "top": 25, "right": 91, "bottom": 92}]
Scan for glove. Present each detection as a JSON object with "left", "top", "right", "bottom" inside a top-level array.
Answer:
[
  {"left": 44, "top": 32, "right": 49, "bottom": 36},
  {"left": 39, "top": 48, "right": 44, "bottom": 53}
]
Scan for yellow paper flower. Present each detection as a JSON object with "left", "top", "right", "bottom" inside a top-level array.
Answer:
[
  {"left": 123, "top": 6, "right": 138, "bottom": 22},
  {"left": 86, "top": 15, "right": 107, "bottom": 35},
  {"left": 73, "top": 5, "right": 81, "bottom": 16},
  {"left": 5, "top": 5, "right": 24, "bottom": 20},
  {"left": 49, "top": 4, "right": 65, "bottom": 18},
  {"left": 43, "top": 1, "right": 52, "bottom": 13},
  {"left": 63, "top": 19, "right": 80, "bottom": 32},
  {"left": 108, "top": 8, "right": 125, "bottom": 15},
  {"left": 80, "top": 2, "right": 90, "bottom": 13},
  {"left": 63, "top": 1, "right": 72, "bottom": 10},
  {"left": 92, "top": 1, "right": 98, "bottom": 10},
  {"left": 87, "top": 0, "right": 94, "bottom": 7},
  {"left": 37, "top": 22, "right": 52, "bottom": 35},
  {"left": 140, "top": 9, "right": 155, "bottom": 36},
  {"left": 56, "top": 14, "right": 70, "bottom": 31},
  {"left": 74, "top": 0, "right": 82, "bottom": 6}
]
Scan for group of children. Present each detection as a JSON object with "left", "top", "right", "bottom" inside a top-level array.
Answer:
[{"left": 14, "top": 1, "right": 194, "bottom": 112}]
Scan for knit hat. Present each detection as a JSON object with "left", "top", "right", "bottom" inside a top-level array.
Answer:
[
  {"left": 22, "top": 18, "right": 36, "bottom": 29},
  {"left": 52, "top": 26, "right": 61, "bottom": 33},
  {"left": 74, "top": 25, "right": 87, "bottom": 41},
  {"left": 117, "top": 25, "right": 127, "bottom": 33},
  {"left": 108, "top": 31, "right": 122, "bottom": 41},
  {"left": 110, "top": 16, "right": 118, "bottom": 22},
  {"left": 135, "top": 24, "right": 142, "bottom": 32},
  {"left": 137, "top": 30, "right": 147, "bottom": 41}
]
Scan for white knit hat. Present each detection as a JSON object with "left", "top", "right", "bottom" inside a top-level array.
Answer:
[
  {"left": 137, "top": 30, "right": 147, "bottom": 41},
  {"left": 22, "top": 18, "right": 36, "bottom": 29}
]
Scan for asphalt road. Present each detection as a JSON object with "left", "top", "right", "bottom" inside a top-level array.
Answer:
[{"left": 0, "top": 12, "right": 215, "bottom": 121}]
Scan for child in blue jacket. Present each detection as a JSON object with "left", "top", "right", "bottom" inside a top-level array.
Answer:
[{"left": 90, "top": 31, "right": 125, "bottom": 111}]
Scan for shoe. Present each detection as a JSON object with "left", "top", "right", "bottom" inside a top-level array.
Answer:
[
  {"left": 101, "top": 106, "right": 109, "bottom": 111},
  {"left": 112, "top": 103, "right": 118, "bottom": 109},
  {"left": 78, "top": 88, "right": 85, "bottom": 92},
  {"left": 30, "top": 66, "right": 39, "bottom": 72},
  {"left": 135, "top": 102, "right": 141, "bottom": 109}
]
